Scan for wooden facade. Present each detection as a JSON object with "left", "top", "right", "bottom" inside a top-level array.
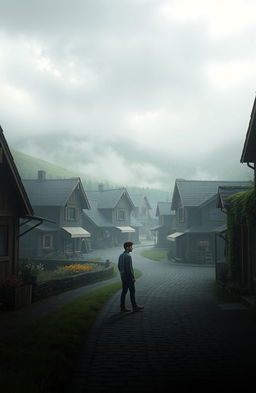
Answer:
[
  {"left": 151, "top": 202, "right": 175, "bottom": 247},
  {"left": 169, "top": 179, "right": 250, "bottom": 264},
  {"left": 20, "top": 172, "right": 91, "bottom": 258},
  {"left": 0, "top": 126, "right": 34, "bottom": 280}
]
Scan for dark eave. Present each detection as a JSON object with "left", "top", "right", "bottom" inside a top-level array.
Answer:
[{"left": 241, "top": 96, "right": 256, "bottom": 164}]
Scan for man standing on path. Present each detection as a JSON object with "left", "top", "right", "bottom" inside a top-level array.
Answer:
[{"left": 118, "top": 241, "right": 144, "bottom": 313}]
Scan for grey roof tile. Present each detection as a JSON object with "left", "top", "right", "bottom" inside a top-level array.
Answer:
[
  {"left": 22, "top": 178, "right": 89, "bottom": 207},
  {"left": 174, "top": 180, "right": 252, "bottom": 208}
]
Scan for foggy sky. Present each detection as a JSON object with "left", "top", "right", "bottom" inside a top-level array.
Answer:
[{"left": 0, "top": 0, "right": 255, "bottom": 190}]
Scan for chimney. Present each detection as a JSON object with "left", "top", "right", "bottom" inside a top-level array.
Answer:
[
  {"left": 38, "top": 170, "right": 46, "bottom": 181},
  {"left": 98, "top": 183, "right": 104, "bottom": 192}
]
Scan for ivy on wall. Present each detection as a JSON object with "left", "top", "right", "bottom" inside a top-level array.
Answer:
[{"left": 227, "top": 188, "right": 256, "bottom": 280}]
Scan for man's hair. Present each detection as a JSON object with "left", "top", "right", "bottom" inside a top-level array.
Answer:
[{"left": 123, "top": 241, "right": 133, "bottom": 250}]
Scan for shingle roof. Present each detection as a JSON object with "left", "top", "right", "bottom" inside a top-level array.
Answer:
[
  {"left": 85, "top": 188, "right": 134, "bottom": 209},
  {"left": 22, "top": 177, "right": 90, "bottom": 208},
  {"left": 217, "top": 185, "right": 252, "bottom": 209},
  {"left": 83, "top": 200, "right": 114, "bottom": 227},
  {"left": 156, "top": 202, "right": 172, "bottom": 216},
  {"left": 129, "top": 194, "right": 152, "bottom": 209},
  {"left": 172, "top": 180, "right": 252, "bottom": 209},
  {"left": 241, "top": 96, "right": 256, "bottom": 163}
]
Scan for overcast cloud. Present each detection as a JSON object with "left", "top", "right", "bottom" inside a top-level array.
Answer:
[{"left": 0, "top": 0, "right": 255, "bottom": 190}]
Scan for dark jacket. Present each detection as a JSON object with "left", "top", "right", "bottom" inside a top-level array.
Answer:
[{"left": 118, "top": 251, "right": 135, "bottom": 280}]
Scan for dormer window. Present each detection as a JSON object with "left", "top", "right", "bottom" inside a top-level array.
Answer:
[
  {"left": 66, "top": 207, "right": 77, "bottom": 221},
  {"left": 117, "top": 209, "right": 126, "bottom": 220}
]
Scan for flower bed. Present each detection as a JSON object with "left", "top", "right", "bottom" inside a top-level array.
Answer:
[{"left": 33, "top": 263, "right": 114, "bottom": 302}]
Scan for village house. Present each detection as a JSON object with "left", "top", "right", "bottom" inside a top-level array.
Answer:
[
  {"left": 151, "top": 202, "right": 175, "bottom": 247},
  {"left": 129, "top": 194, "right": 153, "bottom": 240},
  {"left": 20, "top": 171, "right": 91, "bottom": 258},
  {"left": 83, "top": 185, "right": 140, "bottom": 249},
  {"left": 168, "top": 179, "right": 251, "bottom": 264},
  {"left": 0, "top": 126, "right": 43, "bottom": 281}
]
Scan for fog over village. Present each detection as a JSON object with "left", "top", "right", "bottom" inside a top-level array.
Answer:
[
  {"left": 1, "top": 0, "right": 255, "bottom": 191},
  {"left": 2, "top": 1, "right": 256, "bottom": 391}
]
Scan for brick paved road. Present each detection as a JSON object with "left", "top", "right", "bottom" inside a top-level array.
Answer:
[{"left": 70, "top": 245, "right": 256, "bottom": 391}]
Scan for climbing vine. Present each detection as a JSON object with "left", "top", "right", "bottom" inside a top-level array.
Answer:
[{"left": 227, "top": 188, "right": 256, "bottom": 280}]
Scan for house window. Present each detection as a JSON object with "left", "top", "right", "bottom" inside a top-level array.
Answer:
[
  {"left": 117, "top": 209, "right": 126, "bottom": 220},
  {"left": 178, "top": 207, "right": 185, "bottom": 223},
  {"left": 66, "top": 207, "right": 77, "bottom": 221},
  {"left": 42, "top": 234, "right": 53, "bottom": 249},
  {"left": 0, "top": 226, "right": 8, "bottom": 256},
  {"left": 198, "top": 240, "right": 209, "bottom": 251},
  {"left": 104, "top": 230, "right": 110, "bottom": 238}
]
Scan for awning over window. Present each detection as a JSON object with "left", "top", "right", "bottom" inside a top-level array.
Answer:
[
  {"left": 116, "top": 226, "right": 135, "bottom": 233},
  {"left": 62, "top": 227, "right": 91, "bottom": 238},
  {"left": 167, "top": 232, "right": 184, "bottom": 241}
]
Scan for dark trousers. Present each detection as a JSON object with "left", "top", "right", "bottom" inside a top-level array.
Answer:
[{"left": 120, "top": 277, "right": 137, "bottom": 309}]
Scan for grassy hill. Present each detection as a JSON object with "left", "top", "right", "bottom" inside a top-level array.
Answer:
[{"left": 11, "top": 149, "right": 171, "bottom": 206}]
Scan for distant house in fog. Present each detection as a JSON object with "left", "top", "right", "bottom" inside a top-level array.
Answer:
[
  {"left": 129, "top": 194, "right": 153, "bottom": 240},
  {"left": 83, "top": 185, "right": 140, "bottom": 248},
  {"left": 151, "top": 202, "right": 175, "bottom": 247},
  {"left": 20, "top": 171, "right": 91, "bottom": 258},
  {"left": 168, "top": 179, "right": 251, "bottom": 264},
  {"left": 0, "top": 126, "right": 39, "bottom": 280}
]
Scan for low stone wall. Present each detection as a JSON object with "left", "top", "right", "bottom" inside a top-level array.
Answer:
[
  {"left": 27, "top": 258, "right": 110, "bottom": 271},
  {"left": 33, "top": 264, "right": 114, "bottom": 302}
]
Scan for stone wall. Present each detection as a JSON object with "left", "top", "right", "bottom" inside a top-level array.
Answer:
[{"left": 32, "top": 264, "right": 114, "bottom": 302}]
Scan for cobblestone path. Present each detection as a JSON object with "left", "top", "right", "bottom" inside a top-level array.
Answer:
[{"left": 70, "top": 246, "right": 256, "bottom": 392}]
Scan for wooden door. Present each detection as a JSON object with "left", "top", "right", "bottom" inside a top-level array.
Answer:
[{"left": 0, "top": 217, "right": 14, "bottom": 281}]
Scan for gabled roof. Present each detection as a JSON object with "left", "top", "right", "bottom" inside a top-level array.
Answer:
[
  {"left": 22, "top": 177, "right": 90, "bottom": 208},
  {"left": 171, "top": 179, "right": 252, "bottom": 210},
  {"left": 156, "top": 202, "right": 172, "bottom": 216},
  {"left": 129, "top": 194, "right": 152, "bottom": 210},
  {"left": 83, "top": 200, "right": 114, "bottom": 227},
  {"left": 85, "top": 188, "right": 135, "bottom": 209},
  {"left": 216, "top": 185, "right": 252, "bottom": 210},
  {"left": 241, "top": 96, "right": 256, "bottom": 163},
  {"left": 0, "top": 126, "right": 33, "bottom": 216}
]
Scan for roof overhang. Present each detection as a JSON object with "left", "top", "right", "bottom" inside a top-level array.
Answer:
[
  {"left": 167, "top": 232, "right": 184, "bottom": 241},
  {"left": 115, "top": 226, "right": 135, "bottom": 233},
  {"left": 62, "top": 227, "right": 91, "bottom": 238}
]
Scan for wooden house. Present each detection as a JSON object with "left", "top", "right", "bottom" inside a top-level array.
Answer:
[
  {"left": 129, "top": 194, "right": 153, "bottom": 240},
  {"left": 83, "top": 185, "right": 139, "bottom": 249},
  {"left": 169, "top": 179, "right": 251, "bottom": 264},
  {"left": 151, "top": 202, "right": 175, "bottom": 247},
  {"left": 20, "top": 171, "right": 91, "bottom": 258},
  {"left": 0, "top": 126, "right": 35, "bottom": 280}
]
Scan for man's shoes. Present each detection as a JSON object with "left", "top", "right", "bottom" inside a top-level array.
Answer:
[
  {"left": 121, "top": 308, "right": 131, "bottom": 312},
  {"left": 132, "top": 305, "right": 144, "bottom": 312}
]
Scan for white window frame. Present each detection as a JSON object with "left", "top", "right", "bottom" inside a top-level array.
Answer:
[
  {"left": 66, "top": 206, "right": 77, "bottom": 221},
  {"left": 117, "top": 209, "right": 126, "bottom": 220}
]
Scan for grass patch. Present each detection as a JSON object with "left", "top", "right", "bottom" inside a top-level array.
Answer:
[
  {"left": 0, "top": 267, "right": 141, "bottom": 393},
  {"left": 141, "top": 248, "right": 168, "bottom": 261}
]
